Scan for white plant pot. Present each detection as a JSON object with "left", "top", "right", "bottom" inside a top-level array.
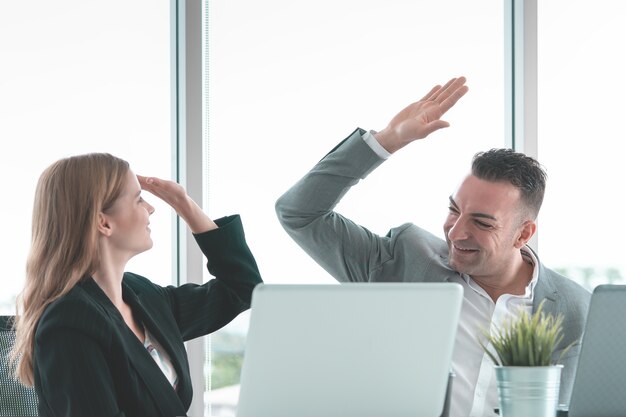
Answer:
[{"left": 495, "top": 365, "right": 563, "bottom": 417}]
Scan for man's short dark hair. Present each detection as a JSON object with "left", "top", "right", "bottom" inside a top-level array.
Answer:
[{"left": 471, "top": 148, "right": 547, "bottom": 220}]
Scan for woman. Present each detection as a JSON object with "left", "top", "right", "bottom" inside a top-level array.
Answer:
[{"left": 10, "top": 153, "right": 263, "bottom": 417}]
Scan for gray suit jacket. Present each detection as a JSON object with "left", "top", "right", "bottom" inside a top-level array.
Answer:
[{"left": 275, "top": 128, "right": 591, "bottom": 406}]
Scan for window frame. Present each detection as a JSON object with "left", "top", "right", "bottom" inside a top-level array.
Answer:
[
  {"left": 172, "top": 1, "right": 205, "bottom": 416},
  {"left": 175, "top": 1, "right": 538, "bottom": 415}
]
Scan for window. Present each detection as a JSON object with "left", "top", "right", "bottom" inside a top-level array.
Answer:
[
  {"left": 0, "top": 0, "right": 173, "bottom": 314},
  {"left": 537, "top": 0, "right": 626, "bottom": 289},
  {"left": 203, "top": 0, "right": 505, "bottom": 414}
]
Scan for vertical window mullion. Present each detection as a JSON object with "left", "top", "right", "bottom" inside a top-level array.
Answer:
[
  {"left": 173, "top": 0, "right": 205, "bottom": 416},
  {"left": 505, "top": 0, "right": 538, "bottom": 251}
]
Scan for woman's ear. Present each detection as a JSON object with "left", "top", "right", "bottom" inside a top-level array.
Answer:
[
  {"left": 514, "top": 220, "right": 537, "bottom": 249},
  {"left": 97, "top": 212, "right": 113, "bottom": 237}
]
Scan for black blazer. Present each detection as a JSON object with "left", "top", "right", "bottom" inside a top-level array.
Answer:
[{"left": 33, "top": 215, "right": 262, "bottom": 417}]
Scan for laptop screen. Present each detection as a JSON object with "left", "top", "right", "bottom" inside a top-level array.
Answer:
[
  {"left": 566, "top": 284, "right": 626, "bottom": 417},
  {"left": 236, "top": 282, "right": 463, "bottom": 417}
]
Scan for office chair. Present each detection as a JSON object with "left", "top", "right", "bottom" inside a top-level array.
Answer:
[{"left": 0, "top": 315, "right": 39, "bottom": 417}]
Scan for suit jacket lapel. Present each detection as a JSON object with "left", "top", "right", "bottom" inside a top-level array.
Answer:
[
  {"left": 531, "top": 250, "right": 559, "bottom": 318},
  {"left": 122, "top": 283, "right": 193, "bottom": 410},
  {"left": 80, "top": 277, "right": 189, "bottom": 416},
  {"left": 121, "top": 322, "right": 189, "bottom": 417}
]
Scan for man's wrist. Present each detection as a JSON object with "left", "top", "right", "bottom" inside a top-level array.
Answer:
[
  {"left": 363, "top": 130, "right": 392, "bottom": 159},
  {"left": 372, "top": 128, "right": 402, "bottom": 154}
]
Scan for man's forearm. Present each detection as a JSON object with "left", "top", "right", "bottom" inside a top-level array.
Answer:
[
  {"left": 275, "top": 128, "right": 384, "bottom": 230},
  {"left": 274, "top": 128, "right": 387, "bottom": 283}
]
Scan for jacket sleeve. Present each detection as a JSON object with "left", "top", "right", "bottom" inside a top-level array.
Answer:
[
  {"left": 35, "top": 301, "right": 126, "bottom": 417},
  {"left": 165, "top": 214, "right": 263, "bottom": 341},
  {"left": 275, "top": 128, "right": 394, "bottom": 283}
]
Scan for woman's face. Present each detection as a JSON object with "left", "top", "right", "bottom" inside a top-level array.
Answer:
[{"left": 101, "top": 169, "right": 155, "bottom": 260}]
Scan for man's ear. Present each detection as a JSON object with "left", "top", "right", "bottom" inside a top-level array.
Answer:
[
  {"left": 514, "top": 220, "right": 537, "bottom": 249},
  {"left": 97, "top": 212, "right": 113, "bottom": 237}
]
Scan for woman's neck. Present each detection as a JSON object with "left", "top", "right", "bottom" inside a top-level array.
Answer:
[{"left": 92, "top": 265, "right": 125, "bottom": 308}]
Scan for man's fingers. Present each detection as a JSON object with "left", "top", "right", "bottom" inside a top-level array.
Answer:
[
  {"left": 420, "top": 76, "right": 469, "bottom": 115},
  {"left": 429, "top": 77, "right": 459, "bottom": 101},
  {"left": 419, "top": 85, "right": 442, "bottom": 102},
  {"left": 431, "top": 77, "right": 467, "bottom": 102},
  {"left": 440, "top": 84, "right": 469, "bottom": 113},
  {"left": 420, "top": 77, "right": 460, "bottom": 103}
]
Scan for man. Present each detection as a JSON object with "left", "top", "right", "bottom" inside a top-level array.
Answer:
[{"left": 275, "top": 76, "right": 590, "bottom": 417}]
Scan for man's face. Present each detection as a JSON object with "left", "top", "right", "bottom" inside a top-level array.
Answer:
[{"left": 443, "top": 174, "right": 530, "bottom": 281}]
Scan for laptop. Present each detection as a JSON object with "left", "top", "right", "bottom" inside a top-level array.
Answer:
[
  {"left": 559, "top": 284, "right": 626, "bottom": 417},
  {"left": 236, "top": 282, "right": 463, "bottom": 417}
]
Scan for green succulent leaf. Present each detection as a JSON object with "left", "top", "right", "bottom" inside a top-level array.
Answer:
[{"left": 479, "top": 300, "right": 575, "bottom": 367}]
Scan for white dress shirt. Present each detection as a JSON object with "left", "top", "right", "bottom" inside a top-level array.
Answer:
[
  {"left": 144, "top": 329, "right": 179, "bottom": 391},
  {"left": 448, "top": 250, "right": 538, "bottom": 417},
  {"left": 362, "top": 131, "right": 540, "bottom": 416}
]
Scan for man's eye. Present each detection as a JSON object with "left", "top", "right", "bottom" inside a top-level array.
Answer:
[
  {"left": 448, "top": 206, "right": 459, "bottom": 214},
  {"left": 476, "top": 221, "right": 493, "bottom": 229}
]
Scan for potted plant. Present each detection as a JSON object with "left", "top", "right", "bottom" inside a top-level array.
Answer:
[{"left": 480, "top": 301, "right": 573, "bottom": 417}]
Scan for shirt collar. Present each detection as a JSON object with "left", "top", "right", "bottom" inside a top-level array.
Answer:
[
  {"left": 456, "top": 246, "right": 539, "bottom": 300},
  {"left": 521, "top": 246, "right": 539, "bottom": 299}
]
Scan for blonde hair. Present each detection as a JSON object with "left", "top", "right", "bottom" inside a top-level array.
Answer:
[{"left": 10, "top": 153, "right": 129, "bottom": 386}]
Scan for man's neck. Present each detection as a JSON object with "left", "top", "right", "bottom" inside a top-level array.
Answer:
[{"left": 472, "top": 255, "right": 535, "bottom": 303}]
